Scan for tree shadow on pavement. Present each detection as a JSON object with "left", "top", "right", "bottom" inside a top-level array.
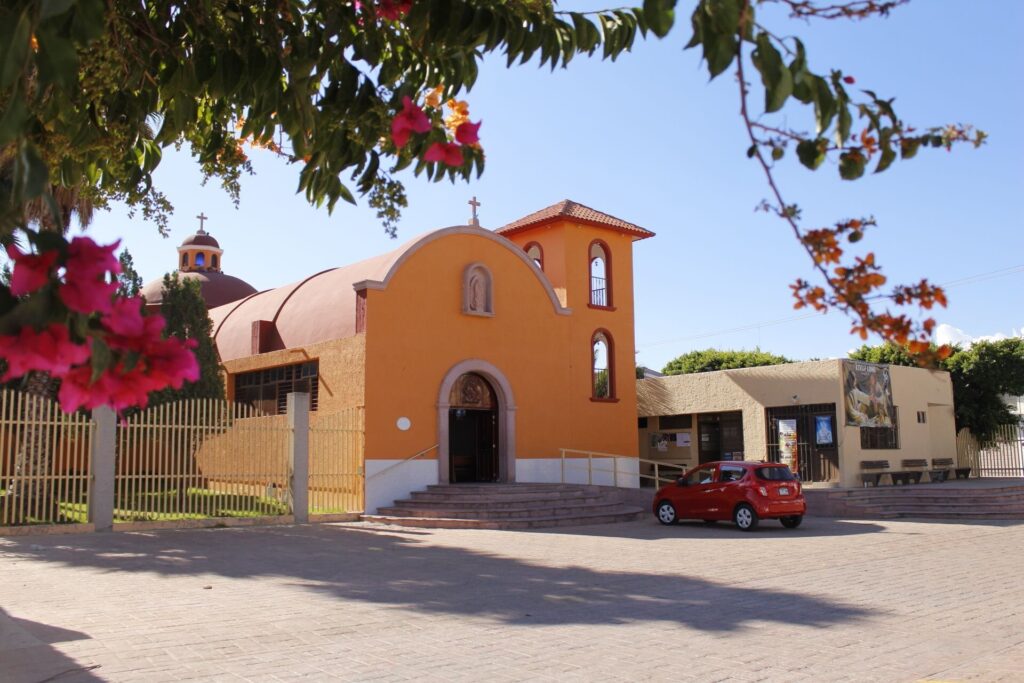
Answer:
[
  {"left": 0, "top": 607, "right": 101, "bottom": 683},
  {"left": 540, "top": 516, "right": 890, "bottom": 540},
  {"left": 1, "top": 524, "right": 870, "bottom": 632}
]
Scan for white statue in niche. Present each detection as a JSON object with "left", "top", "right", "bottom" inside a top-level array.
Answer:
[{"left": 463, "top": 264, "right": 492, "bottom": 315}]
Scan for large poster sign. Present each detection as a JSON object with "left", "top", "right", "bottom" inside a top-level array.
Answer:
[
  {"left": 815, "top": 415, "right": 834, "bottom": 445},
  {"left": 843, "top": 360, "right": 895, "bottom": 427},
  {"left": 778, "top": 419, "right": 798, "bottom": 470}
]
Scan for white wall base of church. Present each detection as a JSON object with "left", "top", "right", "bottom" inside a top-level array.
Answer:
[
  {"left": 364, "top": 460, "right": 439, "bottom": 514},
  {"left": 516, "top": 457, "right": 640, "bottom": 488}
]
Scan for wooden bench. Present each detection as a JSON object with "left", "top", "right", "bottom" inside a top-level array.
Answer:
[
  {"left": 899, "top": 459, "right": 928, "bottom": 484},
  {"left": 930, "top": 458, "right": 954, "bottom": 483},
  {"left": 860, "top": 460, "right": 890, "bottom": 487}
]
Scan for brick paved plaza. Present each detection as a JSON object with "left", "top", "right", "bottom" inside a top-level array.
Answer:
[{"left": 2, "top": 517, "right": 1023, "bottom": 682}]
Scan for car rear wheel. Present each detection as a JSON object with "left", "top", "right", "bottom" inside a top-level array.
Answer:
[
  {"left": 780, "top": 515, "right": 803, "bottom": 529},
  {"left": 733, "top": 503, "right": 758, "bottom": 531},
  {"left": 655, "top": 500, "right": 678, "bottom": 525}
]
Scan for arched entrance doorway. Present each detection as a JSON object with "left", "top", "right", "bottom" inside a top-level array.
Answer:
[{"left": 447, "top": 373, "right": 499, "bottom": 483}]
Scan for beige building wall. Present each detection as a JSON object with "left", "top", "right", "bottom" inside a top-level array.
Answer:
[
  {"left": 835, "top": 364, "right": 956, "bottom": 486},
  {"left": 221, "top": 334, "right": 366, "bottom": 413},
  {"left": 637, "top": 360, "right": 956, "bottom": 488}
]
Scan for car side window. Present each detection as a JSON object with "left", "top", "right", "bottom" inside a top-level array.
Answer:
[
  {"left": 687, "top": 466, "right": 716, "bottom": 485},
  {"left": 718, "top": 466, "right": 745, "bottom": 483}
]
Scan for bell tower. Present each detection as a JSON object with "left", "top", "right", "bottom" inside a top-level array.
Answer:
[{"left": 177, "top": 212, "right": 223, "bottom": 273}]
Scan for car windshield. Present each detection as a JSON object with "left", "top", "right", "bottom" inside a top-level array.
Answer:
[{"left": 756, "top": 466, "right": 796, "bottom": 481}]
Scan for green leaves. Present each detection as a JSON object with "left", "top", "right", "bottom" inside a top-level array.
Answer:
[
  {"left": 796, "top": 139, "right": 826, "bottom": 170},
  {"left": 643, "top": 0, "right": 676, "bottom": 39},
  {"left": 838, "top": 151, "right": 866, "bottom": 180},
  {"left": 0, "top": 8, "right": 31, "bottom": 89},
  {"left": 685, "top": 0, "right": 743, "bottom": 79},
  {"left": 751, "top": 32, "right": 792, "bottom": 113}
]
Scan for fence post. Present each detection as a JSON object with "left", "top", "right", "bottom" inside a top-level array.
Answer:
[
  {"left": 89, "top": 406, "right": 116, "bottom": 532},
  {"left": 287, "top": 392, "right": 310, "bottom": 523}
]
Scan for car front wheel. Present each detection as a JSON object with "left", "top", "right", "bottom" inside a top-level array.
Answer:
[
  {"left": 781, "top": 515, "right": 803, "bottom": 529},
  {"left": 733, "top": 503, "right": 758, "bottom": 531},
  {"left": 656, "top": 500, "right": 678, "bottom": 525}
]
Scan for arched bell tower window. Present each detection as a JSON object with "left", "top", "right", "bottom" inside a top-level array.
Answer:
[
  {"left": 195, "top": 252, "right": 206, "bottom": 268},
  {"left": 211, "top": 253, "right": 219, "bottom": 270},
  {"left": 592, "top": 329, "right": 615, "bottom": 400},
  {"left": 181, "top": 253, "right": 189, "bottom": 268},
  {"left": 589, "top": 240, "right": 612, "bottom": 308},
  {"left": 524, "top": 242, "right": 544, "bottom": 271},
  {"left": 462, "top": 263, "right": 494, "bottom": 316}
]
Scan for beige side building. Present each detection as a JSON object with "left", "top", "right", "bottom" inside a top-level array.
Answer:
[{"left": 636, "top": 359, "right": 956, "bottom": 488}]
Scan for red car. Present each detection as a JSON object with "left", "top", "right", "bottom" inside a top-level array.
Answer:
[{"left": 653, "top": 461, "right": 806, "bottom": 531}]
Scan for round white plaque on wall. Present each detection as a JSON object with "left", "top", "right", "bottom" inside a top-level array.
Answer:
[{"left": 396, "top": 417, "right": 411, "bottom": 431}]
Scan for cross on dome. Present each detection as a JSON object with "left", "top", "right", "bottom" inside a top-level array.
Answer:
[
  {"left": 196, "top": 212, "right": 209, "bottom": 234},
  {"left": 468, "top": 197, "right": 481, "bottom": 227}
]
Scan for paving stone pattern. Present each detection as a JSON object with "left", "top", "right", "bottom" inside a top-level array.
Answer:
[{"left": 1, "top": 517, "right": 1022, "bottom": 682}]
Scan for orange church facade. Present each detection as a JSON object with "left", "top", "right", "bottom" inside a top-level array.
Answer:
[{"left": 208, "top": 201, "right": 653, "bottom": 511}]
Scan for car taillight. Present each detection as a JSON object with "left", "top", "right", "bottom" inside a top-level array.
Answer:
[
  {"left": 758, "top": 486, "right": 768, "bottom": 497},
  {"left": 796, "top": 482, "right": 802, "bottom": 494}
]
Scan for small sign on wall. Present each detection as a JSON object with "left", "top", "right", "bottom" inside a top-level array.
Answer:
[
  {"left": 778, "top": 419, "right": 798, "bottom": 470},
  {"left": 675, "top": 432, "right": 691, "bottom": 448}
]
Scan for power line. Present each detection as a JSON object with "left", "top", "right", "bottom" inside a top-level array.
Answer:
[{"left": 637, "top": 263, "right": 1024, "bottom": 351}]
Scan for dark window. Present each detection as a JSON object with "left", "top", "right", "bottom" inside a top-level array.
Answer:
[
  {"left": 181, "top": 253, "right": 189, "bottom": 267},
  {"left": 756, "top": 466, "right": 797, "bottom": 481},
  {"left": 917, "top": 411, "right": 927, "bottom": 423},
  {"left": 719, "top": 466, "right": 746, "bottom": 483},
  {"left": 658, "top": 414, "right": 692, "bottom": 430},
  {"left": 638, "top": 417, "right": 648, "bottom": 429},
  {"left": 211, "top": 254, "right": 219, "bottom": 269},
  {"left": 234, "top": 361, "right": 319, "bottom": 415},
  {"left": 861, "top": 408, "right": 900, "bottom": 449}
]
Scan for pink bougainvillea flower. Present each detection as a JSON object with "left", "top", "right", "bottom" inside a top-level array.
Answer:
[
  {"left": 5, "top": 245, "right": 58, "bottom": 296},
  {"left": 0, "top": 324, "right": 91, "bottom": 381},
  {"left": 391, "top": 96, "right": 432, "bottom": 148},
  {"left": 145, "top": 337, "right": 200, "bottom": 389},
  {"left": 59, "top": 277, "right": 117, "bottom": 314},
  {"left": 65, "top": 237, "right": 121, "bottom": 283},
  {"left": 102, "top": 296, "right": 147, "bottom": 338},
  {"left": 376, "top": 0, "right": 412, "bottom": 21},
  {"left": 843, "top": 75, "right": 856, "bottom": 84},
  {"left": 423, "top": 141, "right": 464, "bottom": 167},
  {"left": 455, "top": 120, "right": 481, "bottom": 146}
]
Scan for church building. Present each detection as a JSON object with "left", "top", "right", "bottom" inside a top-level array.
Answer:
[{"left": 201, "top": 200, "right": 654, "bottom": 511}]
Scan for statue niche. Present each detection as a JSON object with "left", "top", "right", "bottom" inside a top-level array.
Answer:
[{"left": 462, "top": 263, "right": 494, "bottom": 316}]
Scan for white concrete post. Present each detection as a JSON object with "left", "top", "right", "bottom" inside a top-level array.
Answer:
[
  {"left": 89, "top": 406, "right": 117, "bottom": 532},
  {"left": 287, "top": 392, "right": 310, "bottom": 524}
]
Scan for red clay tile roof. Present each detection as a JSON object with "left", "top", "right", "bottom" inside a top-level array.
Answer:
[{"left": 495, "top": 200, "right": 654, "bottom": 239}]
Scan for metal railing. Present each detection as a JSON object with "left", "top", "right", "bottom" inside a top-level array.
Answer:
[
  {"left": 0, "top": 389, "right": 93, "bottom": 527},
  {"left": 309, "top": 408, "right": 365, "bottom": 515},
  {"left": 589, "top": 276, "right": 607, "bottom": 306},
  {"left": 957, "top": 424, "right": 1024, "bottom": 477},
  {"left": 558, "top": 448, "right": 687, "bottom": 487},
  {"left": 366, "top": 444, "right": 439, "bottom": 482},
  {"left": 115, "top": 399, "right": 292, "bottom": 522}
]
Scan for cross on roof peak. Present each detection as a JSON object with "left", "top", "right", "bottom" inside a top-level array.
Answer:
[
  {"left": 468, "top": 197, "right": 481, "bottom": 227},
  {"left": 196, "top": 212, "right": 209, "bottom": 234}
]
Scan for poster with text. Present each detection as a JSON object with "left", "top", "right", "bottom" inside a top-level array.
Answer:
[
  {"left": 843, "top": 361, "right": 895, "bottom": 427},
  {"left": 778, "top": 419, "right": 798, "bottom": 470}
]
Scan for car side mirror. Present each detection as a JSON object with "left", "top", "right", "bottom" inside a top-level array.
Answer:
[{"left": 676, "top": 477, "right": 688, "bottom": 487}]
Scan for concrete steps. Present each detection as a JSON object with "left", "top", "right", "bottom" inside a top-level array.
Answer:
[
  {"left": 363, "top": 483, "right": 645, "bottom": 529},
  {"left": 814, "top": 483, "right": 1024, "bottom": 520}
]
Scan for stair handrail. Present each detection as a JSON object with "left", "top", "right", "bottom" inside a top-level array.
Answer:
[
  {"left": 366, "top": 444, "right": 439, "bottom": 481},
  {"left": 559, "top": 448, "right": 689, "bottom": 487}
]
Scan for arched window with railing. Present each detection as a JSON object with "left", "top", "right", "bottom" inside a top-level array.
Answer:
[
  {"left": 592, "top": 329, "right": 615, "bottom": 400},
  {"left": 181, "top": 253, "right": 189, "bottom": 268},
  {"left": 211, "top": 253, "right": 219, "bottom": 269},
  {"left": 524, "top": 242, "right": 544, "bottom": 271},
  {"left": 589, "top": 240, "right": 612, "bottom": 307}
]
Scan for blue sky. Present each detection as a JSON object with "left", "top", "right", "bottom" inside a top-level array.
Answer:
[{"left": 80, "top": 1, "right": 1024, "bottom": 372}]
